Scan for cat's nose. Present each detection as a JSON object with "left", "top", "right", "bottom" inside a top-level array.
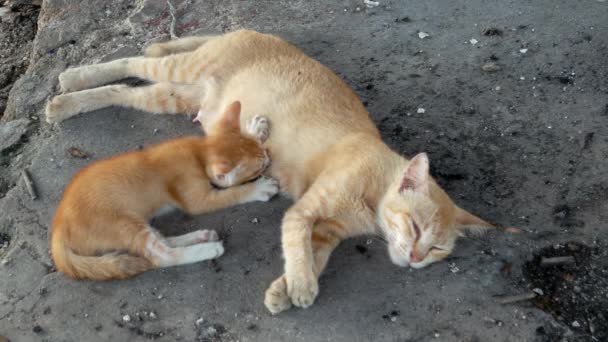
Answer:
[{"left": 410, "top": 250, "right": 423, "bottom": 263}]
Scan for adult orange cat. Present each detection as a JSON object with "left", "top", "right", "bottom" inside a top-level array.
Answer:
[
  {"left": 46, "top": 30, "right": 492, "bottom": 312},
  {"left": 51, "top": 101, "right": 279, "bottom": 281}
]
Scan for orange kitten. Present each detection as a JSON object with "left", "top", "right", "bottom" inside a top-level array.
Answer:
[
  {"left": 51, "top": 101, "right": 278, "bottom": 280},
  {"left": 46, "top": 30, "right": 492, "bottom": 312}
]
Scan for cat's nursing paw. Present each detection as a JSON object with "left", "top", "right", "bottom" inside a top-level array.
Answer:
[
  {"left": 286, "top": 270, "right": 319, "bottom": 308},
  {"left": 264, "top": 275, "right": 292, "bottom": 314},
  {"left": 247, "top": 177, "right": 279, "bottom": 202},
  {"left": 245, "top": 115, "right": 270, "bottom": 143}
]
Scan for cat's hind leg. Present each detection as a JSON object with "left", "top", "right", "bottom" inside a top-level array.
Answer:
[
  {"left": 144, "top": 36, "right": 215, "bottom": 57},
  {"left": 46, "top": 82, "right": 202, "bottom": 123},
  {"left": 59, "top": 52, "right": 200, "bottom": 93},
  {"left": 137, "top": 227, "right": 224, "bottom": 268},
  {"left": 165, "top": 229, "right": 219, "bottom": 248}
]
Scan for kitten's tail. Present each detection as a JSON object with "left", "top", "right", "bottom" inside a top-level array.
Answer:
[{"left": 51, "top": 236, "right": 152, "bottom": 281}]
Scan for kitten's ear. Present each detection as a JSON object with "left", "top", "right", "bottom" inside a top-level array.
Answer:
[
  {"left": 454, "top": 205, "right": 494, "bottom": 235},
  {"left": 217, "top": 101, "right": 241, "bottom": 133},
  {"left": 399, "top": 153, "right": 430, "bottom": 195}
]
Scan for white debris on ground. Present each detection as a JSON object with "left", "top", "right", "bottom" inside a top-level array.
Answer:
[
  {"left": 251, "top": 217, "right": 259, "bottom": 224},
  {"left": 195, "top": 318, "right": 205, "bottom": 326},
  {"left": 0, "top": 7, "right": 10, "bottom": 18},
  {"left": 363, "top": 0, "right": 379, "bottom": 8},
  {"left": 532, "top": 288, "right": 544, "bottom": 296},
  {"left": 418, "top": 31, "right": 430, "bottom": 39},
  {"left": 469, "top": 38, "right": 478, "bottom": 45},
  {"left": 417, "top": 107, "right": 426, "bottom": 114},
  {"left": 122, "top": 314, "right": 131, "bottom": 323},
  {"left": 519, "top": 48, "right": 528, "bottom": 54},
  {"left": 448, "top": 263, "right": 460, "bottom": 273}
]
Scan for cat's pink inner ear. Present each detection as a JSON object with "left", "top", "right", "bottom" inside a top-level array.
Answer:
[
  {"left": 219, "top": 101, "right": 242, "bottom": 132},
  {"left": 399, "top": 152, "right": 430, "bottom": 195}
]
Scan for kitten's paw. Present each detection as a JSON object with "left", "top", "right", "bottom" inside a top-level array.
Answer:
[
  {"left": 245, "top": 115, "right": 270, "bottom": 143},
  {"left": 264, "top": 275, "right": 292, "bottom": 314},
  {"left": 45, "top": 94, "right": 78, "bottom": 123},
  {"left": 205, "top": 241, "right": 225, "bottom": 259},
  {"left": 59, "top": 67, "right": 89, "bottom": 92},
  {"left": 248, "top": 177, "right": 279, "bottom": 202},
  {"left": 195, "top": 229, "right": 220, "bottom": 243},
  {"left": 286, "top": 271, "right": 319, "bottom": 308}
]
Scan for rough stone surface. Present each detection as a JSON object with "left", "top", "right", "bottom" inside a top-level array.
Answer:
[
  {"left": 0, "top": 118, "right": 28, "bottom": 152},
  {"left": 1, "top": 0, "right": 607, "bottom": 341}
]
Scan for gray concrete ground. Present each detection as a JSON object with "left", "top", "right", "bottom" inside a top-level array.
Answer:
[{"left": 1, "top": 0, "right": 607, "bottom": 341}]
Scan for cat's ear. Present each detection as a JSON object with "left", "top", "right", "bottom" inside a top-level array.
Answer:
[
  {"left": 454, "top": 205, "right": 494, "bottom": 235},
  {"left": 217, "top": 101, "right": 241, "bottom": 133},
  {"left": 399, "top": 152, "right": 430, "bottom": 195}
]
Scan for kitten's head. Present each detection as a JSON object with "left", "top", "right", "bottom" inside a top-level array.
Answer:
[
  {"left": 379, "top": 153, "right": 492, "bottom": 269},
  {"left": 204, "top": 101, "right": 269, "bottom": 188}
]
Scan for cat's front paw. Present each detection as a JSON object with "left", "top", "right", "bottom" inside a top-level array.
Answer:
[
  {"left": 245, "top": 115, "right": 270, "bottom": 143},
  {"left": 264, "top": 275, "right": 292, "bottom": 314},
  {"left": 247, "top": 177, "right": 279, "bottom": 202},
  {"left": 286, "top": 270, "right": 319, "bottom": 308}
]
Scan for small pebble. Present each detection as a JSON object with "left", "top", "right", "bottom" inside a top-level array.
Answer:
[
  {"left": 418, "top": 32, "right": 430, "bottom": 39},
  {"left": 519, "top": 48, "right": 528, "bottom": 54},
  {"left": 122, "top": 314, "right": 131, "bottom": 322},
  {"left": 251, "top": 218, "right": 259, "bottom": 224},
  {"left": 417, "top": 108, "right": 426, "bottom": 114},
  {"left": 195, "top": 318, "right": 204, "bottom": 326},
  {"left": 470, "top": 38, "right": 478, "bottom": 45},
  {"left": 149, "top": 311, "right": 157, "bottom": 319},
  {"left": 572, "top": 321, "right": 581, "bottom": 328},
  {"left": 532, "top": 288, "right": 544, "bottom": 296},
  {"left": 481, "top": 62, "right": 501, "bottom": 72}
]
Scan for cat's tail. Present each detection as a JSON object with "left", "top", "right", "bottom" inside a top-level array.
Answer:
[{"left": 51, "top": 236, "right": 152, "bottom": 281}]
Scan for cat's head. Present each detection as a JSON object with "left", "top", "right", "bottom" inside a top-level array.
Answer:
[
  {"left": 204, "top": 101, "right": 269, "bottom": 188},
  {"left": 378, "top": 153, "right": 492, "bottom": 269}
]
